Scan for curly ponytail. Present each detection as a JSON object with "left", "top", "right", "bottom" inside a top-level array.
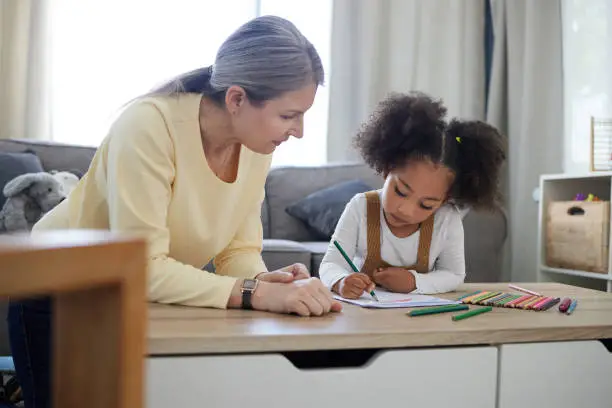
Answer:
[{"left": 444, "top": 119, "right": 506, "bottom": 210}]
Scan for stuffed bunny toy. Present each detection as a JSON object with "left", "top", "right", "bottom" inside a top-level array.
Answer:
[
  {"left": 0, "top": 172, "right": 68, "bottom": 232},
  {"left": 50, "top": 170, "right": 80, "bottom": 194}
]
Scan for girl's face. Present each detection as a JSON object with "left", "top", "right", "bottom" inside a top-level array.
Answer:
[
  {"left": 381, "top": 159, "right": 455, "bottom": 228},
  {"left": 227, "top": 82, "right": 318, "bottom": 155}
]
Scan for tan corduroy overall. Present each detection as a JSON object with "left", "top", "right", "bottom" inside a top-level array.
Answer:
[{"left": 360, "top": 191, "right": 434, "bottom": 277}]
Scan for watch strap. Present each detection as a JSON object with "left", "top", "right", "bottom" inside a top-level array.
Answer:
[
  {"left": 241, "top": 279, "right": 258, "bottom": 310},
  {"left": 242, "top": 290, "right": 253, "bottom": 310}
]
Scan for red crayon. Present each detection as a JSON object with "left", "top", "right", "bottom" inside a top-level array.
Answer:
[{"left": 558, "top": 297, "right": 572, "bottom": 313}]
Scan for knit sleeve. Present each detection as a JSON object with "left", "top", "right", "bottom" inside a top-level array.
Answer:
[{"left": 104, "top": 101, "right": 239, "bottom": 308}]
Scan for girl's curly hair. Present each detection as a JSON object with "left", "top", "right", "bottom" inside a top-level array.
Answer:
[{"left": 353, "top": 92, "right": 507, "bottom": 210}]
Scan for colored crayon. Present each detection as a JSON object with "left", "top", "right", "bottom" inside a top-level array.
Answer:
[
  {"left": 470, "top": 291, "right": 497, "bottom": 304},
  {"left": 566, "top": 299, "right": 578, "bottom": 315},
  {"left": 498, "top": 294, "right": 522, "bottom": 306},
  {"left": 492, "top": 294, "right": 516, "bottom": 306},
  {"left": 508, "top": 284, "right": 542, "bottom": 296},
  {"left": 515, "top": 296, "right": 536, "bottom": 310},
  {"left": 459, "top": 291, "right": 484, "bottom": 303},
  {"left": 471, "top": 291, "right": 502, "bottom": 304},
  {"left": 507, "top": 294, "right": 532, "bottom": 308},
  {"left": 521, "top": 296, "right": 545, "bottom": 310},
  {"left": 452, "top": 306, "right": 493, "bottom": 321},
  {"left": 483, "top": 293, "right": 510, "bottom": 305},
  {"left": 457, "top": 291, "right": 484, "bottom": 301},
  {"left": 531, "top": 296, "right": 552, "bottom": 310},
  {"left": 513, "top": 295, "right": 536, "bottom": 308},
  {"left": 486, "top": 293, "right": 512, "bottom": 305},
  {"left": 538, "top": 297, "right": 561, "bottom": 311},
  {"left": 462, "top": 291, "right": 488, "bottom": 304},
  {"left": 408, "top": 304, "right": 469, "bottom": 316},
  {"left": 527, "top": 297, "right": 548, "bottom": 310},
  {"left": 558, "top": 297, "right": 572, "bottom": 313}
]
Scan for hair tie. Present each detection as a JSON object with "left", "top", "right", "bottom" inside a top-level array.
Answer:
[{"left": 456, "top": 137, "right": 462, "bottom": 144}]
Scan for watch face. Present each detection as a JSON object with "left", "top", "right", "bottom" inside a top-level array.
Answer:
[{"left": 242, "top": 279, "right": 257, "bottom": 291}]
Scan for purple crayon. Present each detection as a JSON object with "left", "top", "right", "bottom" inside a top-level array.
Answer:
[{"left": 574, "top": 193, "right": 586, "bottom": 201}]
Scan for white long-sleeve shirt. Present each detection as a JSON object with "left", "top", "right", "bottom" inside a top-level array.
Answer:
[{"left": 319, "top": 191, "right": 466, "bottom": 294}]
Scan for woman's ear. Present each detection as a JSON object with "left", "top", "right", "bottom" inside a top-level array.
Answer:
[{"left": 225, "top": 85, "right": 247, "bottom": 114}]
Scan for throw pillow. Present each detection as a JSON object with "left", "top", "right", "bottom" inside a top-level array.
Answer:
[
  {"left": 0, "top": 151, "right": 45, "bottom": 209},
  {"left": 286, "top": 180, "right": 373, "bottom": 240}
]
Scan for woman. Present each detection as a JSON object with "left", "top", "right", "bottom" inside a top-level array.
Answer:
[{"left": 8, "top": 15, "right": 342, "bottom": 408}]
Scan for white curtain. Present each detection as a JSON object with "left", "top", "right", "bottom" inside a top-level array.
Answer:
[
  {"left": 487, "top": 0, "right": 564, "bottom": 282},
  {"left": 0, "top": 0, "right": 50, "bottom": 140},
  {"left": 327, "top": 0, "right": 486, "bottom": 162}
]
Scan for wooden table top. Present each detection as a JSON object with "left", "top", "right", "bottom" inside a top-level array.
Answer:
[{"left": 148, "top": 283, "right": 612, "bottom": 355}]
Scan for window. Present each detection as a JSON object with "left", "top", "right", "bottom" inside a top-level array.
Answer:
[
  {"left": 258, "top": 0, "right": 332, "bottom": 166},
  {"left": 562, "top": 0, "right": 612, "bottom": 173},
  {"left": 48, "top": 0, "right": 332, "bottom": 166}
]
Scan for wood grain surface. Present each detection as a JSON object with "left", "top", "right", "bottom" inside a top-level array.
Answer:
[{"left": 148, "top": 283, "right": 612, "bottom": 355}]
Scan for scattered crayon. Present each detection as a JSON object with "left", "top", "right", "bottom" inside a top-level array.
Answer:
[{"left": 566, "top": 299, "right": 578, "bottom": 315}]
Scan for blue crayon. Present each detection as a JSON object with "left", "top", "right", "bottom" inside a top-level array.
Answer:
[{"left": 566, "top": 299, "right": 578, "bottom": 315}]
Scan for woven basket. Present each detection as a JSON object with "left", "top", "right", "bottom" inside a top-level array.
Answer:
[{"left": 546, "top": 200, "right": 610, "bottom": 273}]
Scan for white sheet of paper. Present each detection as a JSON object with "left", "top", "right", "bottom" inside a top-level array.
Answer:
[{"left": 333, "top": 288, "right": 459, "bottom": 309}]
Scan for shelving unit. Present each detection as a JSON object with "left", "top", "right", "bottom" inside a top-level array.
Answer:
[{"left": 537, "top": 172, "right": 612, "bottom": 292}]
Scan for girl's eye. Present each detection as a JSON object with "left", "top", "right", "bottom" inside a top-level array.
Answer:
[
  {"left": 420, "top": 203, "right": 434, "bottom": 211},
  {"left": 394, "top": 186, "right": 407, "bottom": 197},
  {"left": 281, "top": 115, "right": 295, "bottom": 120}
]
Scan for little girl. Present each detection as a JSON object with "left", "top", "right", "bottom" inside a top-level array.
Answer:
[{"left": 319, "top": 91, "right": 506, "bottom": 299}]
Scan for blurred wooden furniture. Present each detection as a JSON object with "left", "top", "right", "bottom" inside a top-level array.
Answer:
[{"left": 0, "top": 230, "right": 148, "bottom": 408}]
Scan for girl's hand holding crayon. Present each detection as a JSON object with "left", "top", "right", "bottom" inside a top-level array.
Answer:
[
  {"left": 372, "top": 267, "right": 416, "bottom": 293},
  {"left": 333, "top": 273, "right": 376, "bottom": 299}
]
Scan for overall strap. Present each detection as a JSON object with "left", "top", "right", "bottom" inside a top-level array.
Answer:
[
  {"left": 360, "top": 190, "right": 435, "bottom": 275},
  {"left": 360, "top": 191, "right": 389, "bottom": 277},
  {"left": 412, "top": 215, "right": 434, "bottom": 273}
]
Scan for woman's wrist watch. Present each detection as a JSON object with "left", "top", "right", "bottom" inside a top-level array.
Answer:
[{"left": 240, "top": 278, "right": 259, "bottom": 310}]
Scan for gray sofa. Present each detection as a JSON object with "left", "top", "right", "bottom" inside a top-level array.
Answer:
[{"left": 0, "top": 138, "right": 508, "bottom": 358}]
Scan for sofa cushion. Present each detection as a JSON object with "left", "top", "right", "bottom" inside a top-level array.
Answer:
[
  {"left": 261, "top": 239, "right": 313, "bottom": 275},
  {"left": 286, "top": 180, "right": 373, "bottom": 240},
  {"left": 263, "top": 163, "right": 383, "bottom": 241},
  {"left": 0, "top": 151, "right": 45, "bottom": 208},
  {"left": 0, "top": 139, "right": 96, "bottom": 174}
]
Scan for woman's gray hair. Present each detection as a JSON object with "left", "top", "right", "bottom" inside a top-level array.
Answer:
[{"left": 149, "top": 15, "right": 324, "bottom": 105}]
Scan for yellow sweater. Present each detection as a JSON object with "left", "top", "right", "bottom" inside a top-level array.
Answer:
[{"left": 33, "top": 94, "right": 272, "bottom": 308}]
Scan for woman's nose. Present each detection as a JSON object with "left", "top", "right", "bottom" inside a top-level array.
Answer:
[{"left": 291, "top": 118, "right": 304, "bottom": 139}]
